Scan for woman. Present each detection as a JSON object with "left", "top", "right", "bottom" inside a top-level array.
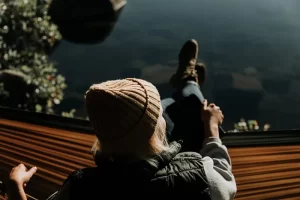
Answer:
[{"left": 8, "top": 78, "right": 236, "bottom": 200}]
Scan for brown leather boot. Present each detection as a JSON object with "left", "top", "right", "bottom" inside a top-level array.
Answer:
[
  {"left": 195, "top": 62, "right": 206, "bottom": 87},
  {"left": 169, "top": 39, "right": 199, "bottom": 88}
]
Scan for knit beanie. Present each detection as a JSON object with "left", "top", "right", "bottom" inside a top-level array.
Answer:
[{"left": 85, "top": 78, "right": 161, "bottom": 143}]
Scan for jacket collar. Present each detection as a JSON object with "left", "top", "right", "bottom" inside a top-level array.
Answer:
[{"left": 94, "top": 141, "right": 182, "bottom": 171}]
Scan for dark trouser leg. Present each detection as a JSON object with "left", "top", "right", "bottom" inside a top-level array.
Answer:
[
  {"left": 162, "top": 81, "right": 204, "bottom": 109},
  {"left": 162, "top": 81, "right": 205, "bottom": 152}
]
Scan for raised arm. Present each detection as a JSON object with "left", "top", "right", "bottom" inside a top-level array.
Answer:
[{"left": 200, "top": 100, "right": 237, "bottom": 200}]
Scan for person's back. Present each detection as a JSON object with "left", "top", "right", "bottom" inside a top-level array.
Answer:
[
  {"left": 60, "top": 142, "right": 211, "bottom": 199},
  {"left": 57, "top": 96, "right": 234, "bottom": 199},
  {"left": 7, "top": 78, "right": 236, "bottom": 200}
]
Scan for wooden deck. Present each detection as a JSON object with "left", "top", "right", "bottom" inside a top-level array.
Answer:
[
  {"left": 0, "top": 119, "right": 95, "bottom": 199},
  {"left": 229, "top": 146, "right": 300, "bottom": 199},
  {"left": 0, "top": 110, "right": 300, "bottom": 199}
]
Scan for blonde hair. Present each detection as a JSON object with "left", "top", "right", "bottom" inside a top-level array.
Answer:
[
  {"left": 91, "top": 115, "right": 169, "bottom": 159},
  {"left": 149, "top": 115, "right": 169, "bottom": 154}
]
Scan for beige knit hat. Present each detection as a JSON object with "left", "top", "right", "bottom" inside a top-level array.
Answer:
[{"left": 85, "top": 78, "right": 161, "bottom": 143}]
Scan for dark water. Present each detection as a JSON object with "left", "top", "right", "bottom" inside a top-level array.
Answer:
[{"left": 50, "top": 0, "right": 300, "bottom": 130}]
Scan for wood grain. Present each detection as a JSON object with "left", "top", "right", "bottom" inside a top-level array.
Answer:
[
  {"left": 1, "top": 118, "right": 300, "bottom": 199},
  {"left": 0, "top": 119, "right": 96, "bottom": 199},
  {"left": 229, "top": 146, "right": 300, "bottom": 200}
]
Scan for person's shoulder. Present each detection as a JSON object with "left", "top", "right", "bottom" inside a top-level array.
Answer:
[
  {"left": 151, "top": 152, "right": 209, "bottom": 192},
  {"left": 171, "top": 151, "right": 205, "bottom": 168},
  {"left": 154, "top": 152, "right": 205, "bottom": 178},
  {"left": 64, "top": 167, "right": 100, "bottom": 185},
  {"left": 174, "top": 151, "right": 203, "bottom": 159}
]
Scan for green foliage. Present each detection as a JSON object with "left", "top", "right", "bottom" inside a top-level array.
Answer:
[
  {"left": 0, "top": 0, "right": 61, "bottom": 55},
  {"left": 0, "top": 0, "right": 66, "bottom": 114},
  {"left": 61, "top": 109, "right": 76, "bottom": 118}
]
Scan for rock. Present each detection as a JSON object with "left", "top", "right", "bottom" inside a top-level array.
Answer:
[{"left": 48, "top": 0, "right": 127, "bottom": 44}]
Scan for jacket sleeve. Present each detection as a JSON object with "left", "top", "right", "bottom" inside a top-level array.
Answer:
[
  {"left": 200, "top": 137, "right": 237, "bottom": 200},
  {"left": 53, "top": 182, "right": 70, "bottom": 200}
]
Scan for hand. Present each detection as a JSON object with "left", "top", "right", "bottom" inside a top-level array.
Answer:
[
  {"left": 201, "top": 100, "right": 224, "bottom": 138},
  {"left": 9, "top": 164, "right": 37, "bottom": 187}
]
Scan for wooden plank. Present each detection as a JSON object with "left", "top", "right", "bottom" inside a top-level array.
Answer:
[
  {"left": 229, "top": 146, "right": 300, "bottom": 199},
  {"left": 1, "top": 118, "right": 300, "bottom": 199},
  {"left": 0, "top": 119, "right": 95, "bottom": 199}
]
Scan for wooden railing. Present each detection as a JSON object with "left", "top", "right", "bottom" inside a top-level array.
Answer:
[
  {"left": 0, "top": 107, "right": 300, "bottom": 199},
  {"left": 0, "top": 118, "right": 96, "bottom": 199},
  {"left": 229, "top": 146, "right": 300, "bottom": 199}
]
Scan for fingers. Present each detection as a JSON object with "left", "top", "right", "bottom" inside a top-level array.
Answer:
[
  {"left": 220, "top": 112, "right": 224, "bottom": 124},
  {"left": 209, "top": 103, "right": 215, "bottom": 108},
  {"left": 202, "top": 99, "right": 207, "bottom": 110},
  {"left": 203, "top": 100, "right": 223, "bottom": 115},
  {"left": 19, "top": 163, "right": 26, "bottom": 170},
  {"left": 10, "top": 164, "right": 37, "bottom": 177},
  {"left": 203, "top": 101, "right": 223, "bottom": 112},
  {"left": 11, "top": 163, "right": 25, "bottom": 174},
  {"left": 23, "top": 166, "right": 37, "bottom": 183},
  {"left": 27, "top": 167, "right": 37, "bottom": 177},
  {"left": 13, "top": 164, "right": 27, "bottom": 172},
  {"left": 209, "top": 103, "right": 220, "bottom": 111}
]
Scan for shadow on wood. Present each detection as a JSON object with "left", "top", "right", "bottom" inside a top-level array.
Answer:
[{"left": 0, "top": 107, "right": 300, "bottom": 199}]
